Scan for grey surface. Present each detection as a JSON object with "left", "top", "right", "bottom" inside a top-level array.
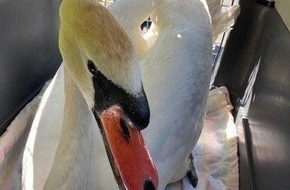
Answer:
[
  {"left": 215, "top": 0, "right": 290, "bottom": 189},
  {"left": 214, "top": 0, "right": 270, "bottom": 110},
  {"left": 0, "top": 0, "right": 62, "bottom": 135}
]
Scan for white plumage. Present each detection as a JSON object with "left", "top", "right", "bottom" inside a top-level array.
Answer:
[
  {"left": 22, "top": 0, "right": 240, "bottom": 189},
  {"left": 109, "top": 1, "right": 239, "bottom": 188}
]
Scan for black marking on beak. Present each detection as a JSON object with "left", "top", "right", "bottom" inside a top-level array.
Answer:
[
  {"left": 144, "top": 179, "right": 155, "bottom": 190},
  {"left": 120, "top": 118, "right": 130, "bottom": 143},
  {"left": 92, "top": 69, "right": 150, "bottom": 130}
]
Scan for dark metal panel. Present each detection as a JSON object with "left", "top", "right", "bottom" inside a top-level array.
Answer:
[
  {"left": 215, "top": 0, "right": 290, "bottom": 189},
  {"left": 246, "top": 8, "right": 290, "bottom": 189},
  {"left": 0, "top": 0, "right": 62, "bottom": 135},
  {"left": 241, "top": 118, "right": 257, "bottom": 190},
  {"left": 214, "top": 0, "right": 270, "bottom": 111}
]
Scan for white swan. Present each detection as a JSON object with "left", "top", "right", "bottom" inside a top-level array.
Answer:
[
  {"left": 23, "top": 0, "right": 240, "bottom": 189},
  {"left": 44, "top": 0, "right": 157, "bottom": 189}
]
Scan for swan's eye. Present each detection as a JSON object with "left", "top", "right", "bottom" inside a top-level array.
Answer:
[{"left": 87, "top": 60, "right": 98, "bottom": 75}]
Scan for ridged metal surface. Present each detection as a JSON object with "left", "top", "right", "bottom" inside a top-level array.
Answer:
[{"left": 214, "top": 0, "right": 290, "bottom": 189}]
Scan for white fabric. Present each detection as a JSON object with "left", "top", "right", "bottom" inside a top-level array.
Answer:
[
  {"left": 0, "top": 83, "right": 238, "bottom": 190},
  {"left": 194, "top": 87, "right": 238, "bottom": 190}
]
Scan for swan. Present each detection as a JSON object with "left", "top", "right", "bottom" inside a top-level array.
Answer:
[
  {"left": 22, "top": 0, "right": 240, "bottom": 189},
  {"left": 43, "top": 0, "right": 157, "bottom": 189}
]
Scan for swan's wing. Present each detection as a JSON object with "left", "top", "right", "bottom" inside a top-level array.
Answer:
[
  {"left": 141, "top": 0, "right": 213, "bottom": 188},
  {"left": 23, "top": 66, "right": 65, "bottom": 189}
]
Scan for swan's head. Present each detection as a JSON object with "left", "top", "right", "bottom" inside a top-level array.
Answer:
[
  {"left": 59, "top": 0, "right": 158, "bottom": 189},
  {"left": 59, "top": 0, "right": 149, "bottom": 129}
]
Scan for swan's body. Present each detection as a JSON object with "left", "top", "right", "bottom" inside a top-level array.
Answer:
[
  {"left": 139, "top": 1, "right": 211, "bottom": 188},
  {"left": 23, "top": 0, "right": 240, "bottom": 189},
  {"left": 142, "top": 3, "right": 211, "bottom": 188},
  {"left": 109, "top": 0, "right": 239, "bottom": 188}
]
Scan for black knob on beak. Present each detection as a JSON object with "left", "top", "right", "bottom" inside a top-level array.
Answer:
[
  {"left": 122, "top": 90, "right": 150, "bottom": 130},
  {"left": 92, "top": 71, "right": 150, "bottom": 130}
]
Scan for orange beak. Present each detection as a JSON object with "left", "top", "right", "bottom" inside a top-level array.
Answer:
[{"left": 94, "top": 105, "right": 158, "bottom": 190}]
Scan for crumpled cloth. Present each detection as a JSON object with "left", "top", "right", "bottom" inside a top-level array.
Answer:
[{"left": 0, "top": 81, "right": 238, "bottom": 189}]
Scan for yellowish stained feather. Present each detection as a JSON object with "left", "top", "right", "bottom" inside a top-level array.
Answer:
[
  {"left": 58, "top": 0, "right": 142, "bottom": 99},
  {"left": 59, "top": 0, "right": 134, "bottom": 67}
]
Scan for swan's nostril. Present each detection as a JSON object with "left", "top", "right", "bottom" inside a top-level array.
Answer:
[
  {"left": 144, "top": 179, "right": 155, "bottom": 190},
  {"left": 119, "top": 117, "right": 130, "bottom": 143}
]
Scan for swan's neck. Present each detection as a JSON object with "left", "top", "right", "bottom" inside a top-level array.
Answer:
[
  {"left": 108, "top": 0, "right": 157, "bottom": 56},
  {"left": 44, "top": 67, "right": 93, "bottom": 189},
  {"left": 108, "top": 0, "right": 156, "bottom": 27}
]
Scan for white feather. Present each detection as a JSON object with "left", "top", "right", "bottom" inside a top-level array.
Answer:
[{"left": 24, "top": 0, "right": 240, "bottom": 189}]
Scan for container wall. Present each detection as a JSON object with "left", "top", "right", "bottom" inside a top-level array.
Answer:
[
  {"left": 0, "top": 0, "right": 62, "bottom": 135},
  {"left": 214, "top": 0, "right": 290, "bottom": 189}
]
